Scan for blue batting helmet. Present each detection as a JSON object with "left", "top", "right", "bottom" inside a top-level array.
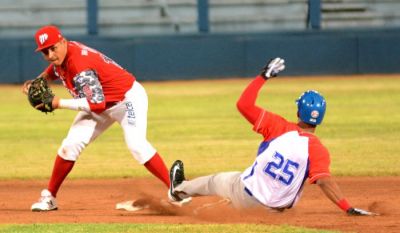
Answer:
[{"left": 296, "top": 90, "right": 326, "bottom": 125}]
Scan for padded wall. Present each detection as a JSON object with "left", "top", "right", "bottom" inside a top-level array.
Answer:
[{"left": 1, "top": 28, "right": 400, "bottom": 83}]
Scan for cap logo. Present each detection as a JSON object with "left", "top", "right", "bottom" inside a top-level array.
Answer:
[{"left": 38, "top": 33, "right": 49, "bottom": 45}]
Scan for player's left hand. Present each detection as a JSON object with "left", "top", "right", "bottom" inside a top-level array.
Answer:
[
  {"left": 260, "top": 57, "right": 285, "bottom": 79},
  {"left": 27, "top": 77, "right": 55, "bottom": 113},
  {"left": 347, "top": 207, "right": 379, "bottom": 216},
  {"left": 22, "top": 79, "right": 33, "bottom": 95}
]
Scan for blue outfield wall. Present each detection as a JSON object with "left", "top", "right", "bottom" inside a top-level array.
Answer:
[{"left": 1, "top": 28, "right": 400, "bottom": 83}]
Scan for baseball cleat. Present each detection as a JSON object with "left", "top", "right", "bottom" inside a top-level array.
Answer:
[
  {"left": 168, "top": 160, "right": 191, "bottom": 205},
  {"left": 167, "top": 191, "right": 192, "bottom": 207},
  {"left": 31, "top": 189, "right": 58, "bottom": 212}
]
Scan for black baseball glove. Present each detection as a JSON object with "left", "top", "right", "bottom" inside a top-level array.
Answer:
[{"left": 27, "top": 77, "right": 55, "bottom": 113}]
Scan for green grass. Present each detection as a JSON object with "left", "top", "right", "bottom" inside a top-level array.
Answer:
[
  {"left": 0, "top": 76, "right": 398, "bottom": 233},
  {"left": 0, "top": 223, "right": 340, "bottom": 233},
  {"left": 0, "top": 76, "right": 399, "bottom": 179}
]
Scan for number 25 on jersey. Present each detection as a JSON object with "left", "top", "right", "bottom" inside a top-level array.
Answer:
[{"left": 264, "top": 152, "right": 299, "bottom": 186}]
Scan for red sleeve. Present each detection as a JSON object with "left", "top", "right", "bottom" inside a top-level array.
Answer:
[
  {"left": 68, "top": 57, "right": 108, "bottom": 113},
  {"left": 236, "top": 75, "right": 266, "bottom": 124},
  {"left": 44, "top": 64, "right": 58, "bottom": 80},
  {"left": 89, "top": 102, "right": 107, "bottom": 113},
  {"left": 306, "top": 134, "right": 331, "bottom": 183},
  {"left": 253, "top": 110, "right": 299, "bottom": 141}
]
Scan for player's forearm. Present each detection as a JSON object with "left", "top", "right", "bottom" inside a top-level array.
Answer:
[
  {"left": 236, "top": 75, "right": 265, "bottom": 123},
  {"left": 56, "top": 98, "right": 91, "bottom": 112},
  {"left": 317, "top": 177, "right": 351, "bottom": 212},
  {"left": 318, "top": 178, "right": 343, "bottom": 203}
]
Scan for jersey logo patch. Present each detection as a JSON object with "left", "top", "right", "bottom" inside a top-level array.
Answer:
[
  {"left": 73, "top": 70, "right": 104, "bottom": 103},
  {"left": 82, "top": 84, "right": 93, "bottom": 99},
  {"left": 81, "top": 49, "right": 88, "bottom": 56}
]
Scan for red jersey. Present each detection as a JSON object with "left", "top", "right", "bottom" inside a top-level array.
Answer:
[
  {"left": 45, "top": 41, "right": 135, "bottom": 112},
  {"left": 253, "top": 110, "right": 331, "bottom": 183}
]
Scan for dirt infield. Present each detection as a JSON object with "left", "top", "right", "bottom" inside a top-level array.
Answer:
[{"left": 0, "top": 177, "right": 398, "bottom": 233}]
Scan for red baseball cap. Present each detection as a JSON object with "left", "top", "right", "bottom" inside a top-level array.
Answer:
[{"left": 34, "top": 25, "right": 63, "bottom": 52}]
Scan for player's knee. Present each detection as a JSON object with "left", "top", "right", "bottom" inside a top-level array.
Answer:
[{"left": 57, "top": 141, "right": 86, "bottom": 161}]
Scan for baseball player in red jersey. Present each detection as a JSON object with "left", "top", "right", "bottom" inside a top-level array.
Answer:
[
  {"left": 169, "top": 58, "right": 376, "bottom": 215},
  {"left": 23, "top": 25, "right": 188, "bottom": 211}
]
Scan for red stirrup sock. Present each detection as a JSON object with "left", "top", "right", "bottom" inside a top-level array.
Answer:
[
  {"left": 47, "top": 155, "right": 75, "bottom": 197},
  {"left": 144, "top": 152, "right": 170, "bottom": 188}
]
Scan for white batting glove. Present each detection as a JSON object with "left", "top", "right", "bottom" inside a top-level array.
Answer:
[
  {"left": 347, "top": 207, "right": 379, "bottom": 216},
  {"left": 260, "top": 57, "right": 285, "bottom": 79}
]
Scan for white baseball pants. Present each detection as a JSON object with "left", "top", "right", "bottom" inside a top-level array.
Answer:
[{"left": 57, "top": 81, "right": 156, "bottom": 164}]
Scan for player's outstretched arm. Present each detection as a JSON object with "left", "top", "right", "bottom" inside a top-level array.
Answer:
[
  {"left": 316, "top": 177, "right": 378, "bottom": 216},
  {"left": 236, "top": 57, "right": 285, "bottom": 124}
]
